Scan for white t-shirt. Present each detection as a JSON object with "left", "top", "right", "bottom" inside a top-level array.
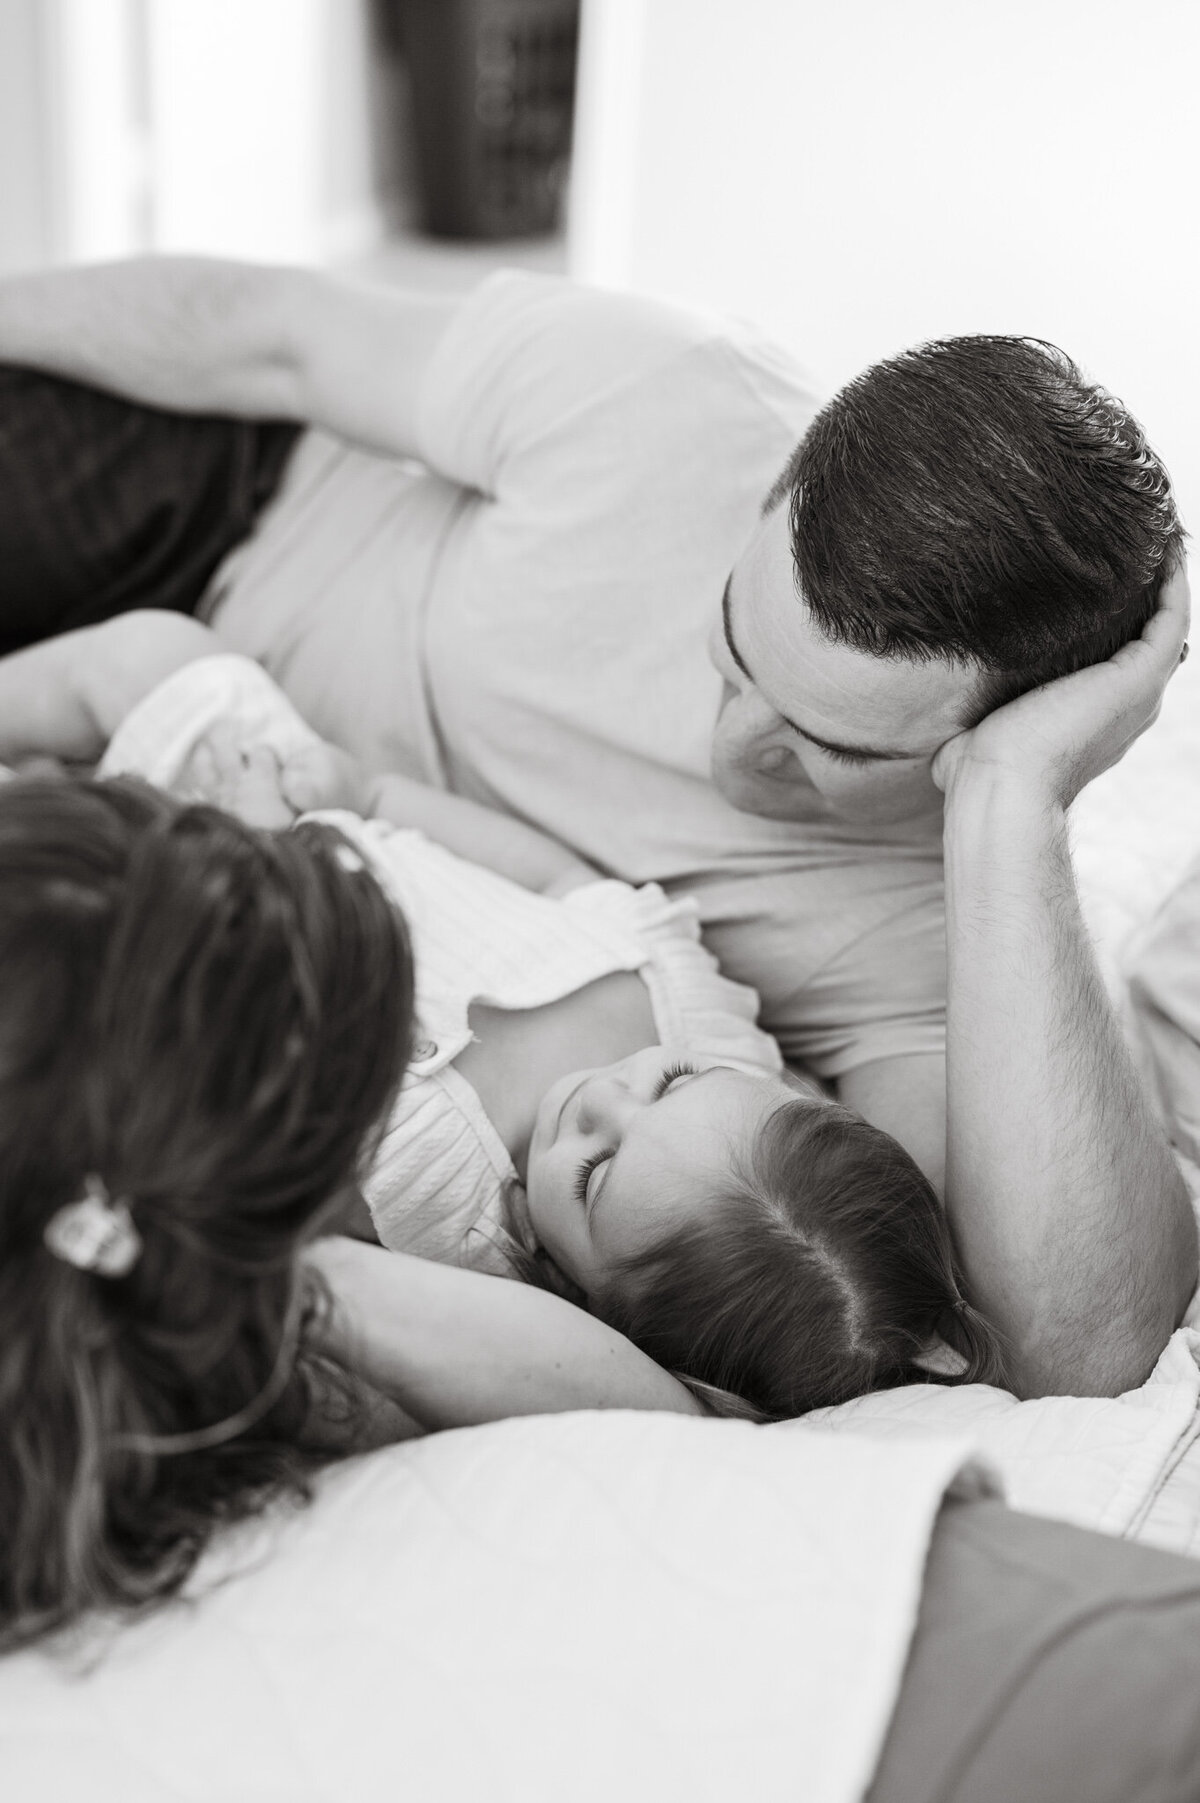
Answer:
[{"left": 204, "top": 273, "right": 946, "bottom": 1078}]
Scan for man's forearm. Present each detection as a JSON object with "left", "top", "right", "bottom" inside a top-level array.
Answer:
[
  {"left": 0, "top": 256, "right": 455, "bottom": 457},
  {"left": 944, "top": 773, "right": 1196, "bottom": 1398},
  {"left": 0, "top": 257, "right": 306, "bottom": 417}
]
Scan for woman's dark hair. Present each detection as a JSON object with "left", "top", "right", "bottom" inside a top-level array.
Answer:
[
  {"left": 768, "top": 335, "right": 1185, "bottom": 718},
  {"left": 590, "top": 1098, "right": 1004, "bottom": 1422},
  {"left": 0, "top": 775, "right": 414, "bottom": 1651}
]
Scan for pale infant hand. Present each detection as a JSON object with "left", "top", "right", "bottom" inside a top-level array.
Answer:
[{"left": 185, "top": 723, "right": 295, "bottom": 829}]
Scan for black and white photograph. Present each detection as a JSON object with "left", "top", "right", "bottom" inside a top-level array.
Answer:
[{"left": 1, "top": 2, "right": 1199, "bottom": 1798}]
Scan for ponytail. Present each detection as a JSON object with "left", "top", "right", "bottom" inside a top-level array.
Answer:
[{"left": 932, "top": 1294, "right": 1008, "bottom": 1391}]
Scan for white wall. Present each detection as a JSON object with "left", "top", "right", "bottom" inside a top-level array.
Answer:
[
  {"left": 0, "top": 0, "right": 408, "bottom": 272},
  {"left": 571, "top": 0, "right": 1200, "bottom": 531},
  {"left": 145, "top": 0, "right": 399, "bottom": 264},
  {"left": 0, "top": 0, "right": 59, "bottom": 272}
]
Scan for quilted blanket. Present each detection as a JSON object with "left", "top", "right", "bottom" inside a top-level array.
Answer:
[{"left": 0, "top": 1412, "right": 983, "bottom": 1803}]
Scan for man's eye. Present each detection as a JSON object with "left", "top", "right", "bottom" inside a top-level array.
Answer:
[
  {"left": 652, "top": 1059, "right": 698, "bottom": 1099},
  {"left": 816, "top": 742, "right": 870, "bottom": 768}
]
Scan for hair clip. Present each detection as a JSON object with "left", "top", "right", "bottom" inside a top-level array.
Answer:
[{"left": 44, "top": 1175, "right": 142, "bottom": 1278}]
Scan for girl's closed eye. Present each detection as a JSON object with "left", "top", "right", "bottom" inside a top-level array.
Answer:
[
  {"left": 572, "top": 1061, "right": 700, "bottom": 1207},
  {"left": 652, "top": 1058, "right": 698, "bottom": 1098},
  {"left": 573, "top": 1147, "right": 612, "bottom": 1208}
]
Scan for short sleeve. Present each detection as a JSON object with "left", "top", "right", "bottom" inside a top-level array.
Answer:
[
  {"left": 414, "top": 270, "right": 819, "bottom": 506},
  {"left": 779, "top": 896, "right": 947, "bottom": 1080}
]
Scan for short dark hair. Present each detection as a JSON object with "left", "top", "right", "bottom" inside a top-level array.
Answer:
[
  {"left": 0, "top": 775, "right": 414, "bottom": 1651},
  {"left": 769, "top": 336, "right": 1184, "bottom": 719},
  {"left": 592, "top": 1099, "right": 1004, "bottom": 1421}
]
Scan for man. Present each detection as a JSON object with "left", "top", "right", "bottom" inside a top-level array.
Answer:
[{"left": 0, "top": 257, "right": 1192, "bottom": 1396}]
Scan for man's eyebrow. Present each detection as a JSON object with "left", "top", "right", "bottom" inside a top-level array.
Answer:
[{"left": 720, "top": 577, "right": 916, "bottom": 763}]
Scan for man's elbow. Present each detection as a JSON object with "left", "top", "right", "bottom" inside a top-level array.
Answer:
[{"left": 1011, "top": 1210, "right": 1198, "bottom": 1401}]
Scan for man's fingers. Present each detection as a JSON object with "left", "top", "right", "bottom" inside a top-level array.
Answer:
[{"left": 1144, "top": 561, "right": 1191, "bottom": 662}]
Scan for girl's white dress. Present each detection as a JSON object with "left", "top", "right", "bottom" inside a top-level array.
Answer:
[{"left": 100, "top": 654, "right": 782, "bottom": 1273}]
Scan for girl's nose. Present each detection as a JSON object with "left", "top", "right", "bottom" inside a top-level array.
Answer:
[{"left": 576, "top": 1072, "right": 635, "bottom": 1136}]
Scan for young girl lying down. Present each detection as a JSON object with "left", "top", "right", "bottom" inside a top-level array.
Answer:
[{"left": 0, "top": 614, "right": 1001, "bottom": 1642}]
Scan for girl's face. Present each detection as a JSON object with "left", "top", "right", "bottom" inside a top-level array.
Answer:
[{"left": 524, "top": 1047, "right": 806, "bottom": 1296}]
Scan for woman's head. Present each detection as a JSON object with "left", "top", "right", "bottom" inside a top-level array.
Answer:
[
  {"left": 0, "top": 775, "right": 413, "bottom": 1649},
  {"left": 524, "top": 1047, "right": 1002, "bottom": 1419}
]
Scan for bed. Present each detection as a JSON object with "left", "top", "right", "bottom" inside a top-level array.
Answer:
[{"left": 2, "top": 654, "right": 1198, "bottom": 1802}]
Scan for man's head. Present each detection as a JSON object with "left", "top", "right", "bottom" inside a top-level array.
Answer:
[{"left": 711, "top": 335, "right": 1184, "bottom": 828}]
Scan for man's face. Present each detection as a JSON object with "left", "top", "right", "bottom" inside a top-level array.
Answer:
[{"left": 709, "top": 503, "right": 980, "bottom": 830}]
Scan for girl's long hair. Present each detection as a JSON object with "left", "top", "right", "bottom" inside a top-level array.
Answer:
[
  {"left": 590, "top": 1098, "right": 1005, "bottom": 1421},
  {"left": 0, "top": 776, "right": 413, "bottom": 1651}
]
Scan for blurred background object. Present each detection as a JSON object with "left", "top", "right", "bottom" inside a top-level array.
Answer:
[
  {"left": 0, "top": 0, "right": 578, "bottom": 273},
  {"left": 398, "top": 0, "right": 580, "bottom": 239},
  {"left": 0, "top": 0, "right": 1196, "bottom": 524}
]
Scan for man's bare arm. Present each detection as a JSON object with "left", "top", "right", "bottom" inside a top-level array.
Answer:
[
  {"left": 936, "top": 567, "right": 1197, "bottom": 1399},
  {"left": 0, "top": 257, "right": 457, "bottom": 458}
]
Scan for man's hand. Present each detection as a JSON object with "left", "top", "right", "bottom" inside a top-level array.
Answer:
[{"left": 933, "top": 561, "right": 1190, "bottom": 810}]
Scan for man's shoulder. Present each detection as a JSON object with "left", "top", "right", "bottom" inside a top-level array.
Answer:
[{"left": 428, "top": 270, "right": 821, "bottom": 451}]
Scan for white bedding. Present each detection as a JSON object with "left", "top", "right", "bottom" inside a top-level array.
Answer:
[
  {"left": 6, "top": 597, "right": 1199, "bottom": 1796},
  {"left": 801, "top": 1328, "right": 1200, "bottom": 1552},
  {"left": 0, "top": 1412, "right": 984, "bottom": 1803}
]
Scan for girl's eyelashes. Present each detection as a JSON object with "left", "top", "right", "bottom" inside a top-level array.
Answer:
[
  {"left": 572, "top": 1061, "right": 700, "bottom": 1209},
  {"left": 651, "top": 1058, "right": 698, "bottom": 1099},
  {"left": 573, "top": 1147, "right": 613, "bottom": 1207}
]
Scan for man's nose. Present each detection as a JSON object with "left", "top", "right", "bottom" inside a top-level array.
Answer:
[{"left": 719, "top": 683, "right": 781, "bottom": 752}]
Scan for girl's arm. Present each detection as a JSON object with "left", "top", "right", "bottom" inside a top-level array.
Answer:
[
  {"left": 305, "top": 1236, "right": 703, "bottom": 1430},
  {"left": 367, "top": 772, "right": 598, "bottom": 895},
  {"left": 283, "top": 750, "right": 599, "bottom": 896},
  {"left": 0, "top": 609, "right": 597, "bottom": 894},
  {"left": 0, "top": 610, "right": 220, "bottom": 765}
]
